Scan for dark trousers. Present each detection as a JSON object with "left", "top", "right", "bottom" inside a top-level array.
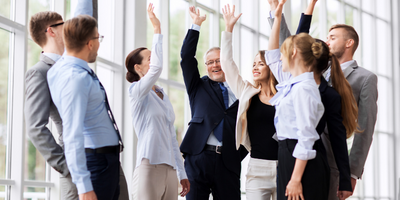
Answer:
[
  {"left": 277, "top": 139, "right": 330, "bottom": 200},
  {"left": 86, "top": 151, "right": 120, "bottom": 200},
  {"left": 184, "top": 151, "right": 241, "bottom": 200}
]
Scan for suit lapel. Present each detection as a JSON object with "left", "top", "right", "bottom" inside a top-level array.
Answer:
[{"left": 343, "top": 61, "right": 358, "bottom": 78}]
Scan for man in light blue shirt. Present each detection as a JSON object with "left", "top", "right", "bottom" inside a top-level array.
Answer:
[{"left": 48, "top": 15, "right": 122, "bottom": 200}]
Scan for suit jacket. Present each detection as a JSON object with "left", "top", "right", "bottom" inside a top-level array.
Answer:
[
  {"left": 179, "top": 29, "right": 247, "bottom": 176},
  {"left": 317, "top": 77, "right": 352, "bottom": 192},
  {"left": 327, "top": 61, "right": 378, "bottom": 178},
  {"left": 24, "top": 54, "right": 68, "bottom": 176}
]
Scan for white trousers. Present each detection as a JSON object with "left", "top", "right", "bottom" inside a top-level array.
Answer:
[
  {"left": 132, "top": 159, "right": 178, "bottom": 200},
  {"left": 246, "top": 157, "right": 278, "bottom": 200}
]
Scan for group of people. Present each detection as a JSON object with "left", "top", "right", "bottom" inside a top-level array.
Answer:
[{"left": 24, "top": 0, "right": 378, "bottom": 200}]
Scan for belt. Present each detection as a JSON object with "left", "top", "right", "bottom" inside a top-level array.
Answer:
[
  {"left": 85, "top": 145, "right": 120, "bottom": 154},
  {"left": 204, "top": 144, "right": 222, "bottom": 154}
]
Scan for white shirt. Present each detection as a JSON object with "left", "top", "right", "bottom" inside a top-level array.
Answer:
[
  {"left": 267, "top": 50, "right": 324, "bottom": 161},
  {"left": 190, "top": 24, "right": 237, "bottom": 146},
  {"left": 129, "top": 34, "right": 187, "bottom": 181},
  {"left": 42, "top": 52, "right": 61, "bottom": 62}
]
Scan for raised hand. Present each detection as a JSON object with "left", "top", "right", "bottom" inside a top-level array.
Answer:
[
  {"left": 148, "top": 3, "right": 161, "bottom": 34},
  {"left": 274, "top": 0, "right": 287, "bottom": 18},
  {"left": 267, "top": 0, "right": 280, "bottom": 11},
  {"left": 189, "top": 6, "right": 206, "bottom": 26},
  {"left": 222, "top": 5, "right": 242, "bottom": 33},
  {"left": 305, "top": 0, "right": 318, "bottom": 15}
]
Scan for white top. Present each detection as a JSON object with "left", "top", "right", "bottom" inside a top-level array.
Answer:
[
  {"left": 267, "top": 50, "right": 324, "bottom": 161},
  {"left": 128, "top": 34, "right": 187, "bottom": 181},
  {"left": 190, "top": 24, "right": 237, "bottom": 146}
]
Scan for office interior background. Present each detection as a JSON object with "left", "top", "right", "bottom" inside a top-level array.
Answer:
[{"left": 0, "top": 0, "right": 399, "bottom": 199}]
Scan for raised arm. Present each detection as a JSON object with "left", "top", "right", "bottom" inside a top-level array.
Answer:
[
  {"left": 74, "top": 0, "right": 93, "bottom": 17},
  {"left": 295, "top": 0, "right": 318, "bottom": 34},
  {"left": 129, "top": 4, "right": 163, "bottom": 101},
  {"left": 220, "top": 5, "right": 249, "bottom": 97},
  {"left": 267, "top": 0, "right": 291, "bottom": 47},
  {"left": 180, "top": 6, "right": 206, "bottom": 96},
  {"left": 268, "top": 0, "right": 285, "bottom": 51}
]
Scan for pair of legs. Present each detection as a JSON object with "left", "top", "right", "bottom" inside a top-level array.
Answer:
[
  {"left": 246, "top": 158, "right": 277, "bottom": 200},
  {"left": 132, "top": 159, "right": 179, "bottom": 200},
  {"left": 277, "top": 139, "right": 330, "bottom": 200},
  {"left": 60, "top": 164, "right": 128, "bottom": 200},
  {"left": 184, "top": 151, "right": 241, "bottom": 200}
]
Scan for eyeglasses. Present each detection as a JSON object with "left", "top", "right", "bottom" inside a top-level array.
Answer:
[
  {"left": 92, "top": 35, "right": 104, "bottom": 43},
  {"left": 205, "top": 59, "right": 220, "bottom": 66},
  {"left": 45, "top": 22, "right": 64, "bottom": 32}
]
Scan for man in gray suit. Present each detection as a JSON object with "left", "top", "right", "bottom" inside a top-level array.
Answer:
[
  {"left": 325, "top": 24, "right": 378, "bottom": 197},
  {"left": 25, "top": 1, "right": 129, "bottom": 199},
  {"left": 25, "top": 11, "right": 78, "bottom": 199}
]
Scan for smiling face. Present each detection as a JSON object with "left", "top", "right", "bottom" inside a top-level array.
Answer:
[
  {"left": 252, "top": 53, "right": 269, "bottom": 82},
  {"left": 205, "top": 49, "right": 225, "bottom": 82}
]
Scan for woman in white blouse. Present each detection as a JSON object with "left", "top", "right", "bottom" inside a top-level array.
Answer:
[
  {"left": 125, "top": 4, "right": 190, "bottom": 200},
  {"left": 267, "top": 1, "right": 329, "bottom": 200}
]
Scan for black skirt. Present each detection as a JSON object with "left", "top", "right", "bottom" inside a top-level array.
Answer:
[{"left": 277, "top": 139, "right": 330, "bottom": 200}]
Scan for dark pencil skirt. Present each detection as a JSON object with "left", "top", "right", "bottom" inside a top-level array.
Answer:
[{"left": 277, "top": 139, "right": 330, "bottom": 200}]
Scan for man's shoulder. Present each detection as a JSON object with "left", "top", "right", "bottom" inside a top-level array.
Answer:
[{"left": 26, "top": 61, "right": 51, "bottom": 78}]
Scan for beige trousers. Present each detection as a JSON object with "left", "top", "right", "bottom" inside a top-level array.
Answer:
[
  {"left": 132, "top": 159, "right": 178, "bottom": 200},
  {"left": 246, "top": 158, "right": 278, "bottom": 200}
]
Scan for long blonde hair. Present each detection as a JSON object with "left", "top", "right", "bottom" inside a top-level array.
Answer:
[{"left": 254, "top": 50, "right": 278, "bottom": 96}]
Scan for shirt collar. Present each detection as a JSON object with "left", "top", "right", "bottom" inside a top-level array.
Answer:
[
  {"left": 289, "top": 72, "right": 314, "bottom": 85},
  {"left": 340, "top": 60, "right": 355, "bottom": 71},
  {"left": 42, "top": 52, "right": 62, "bottom": 62},
  {"left": 62, "top": 55, "right": 91, "bottom": 72}
]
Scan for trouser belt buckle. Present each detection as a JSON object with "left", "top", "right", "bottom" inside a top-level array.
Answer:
[{"left": 215, "top": 145, "right": 222, "bottom": 154}]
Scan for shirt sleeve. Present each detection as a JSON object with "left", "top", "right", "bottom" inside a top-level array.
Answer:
[
  {"left": 264, "top": 49, "right": 291, "bottom": 83},
  {"left": 190, "top": 24, "right": 201, "bottom": 32},
  {"left": 74, "top": 0, "right": 93, "bottom": 17},
  {"left": 170, "top": 125, "right": 188, "bottom": 181},
  {"left": 129, "top": 34, "right": 163, "bottom": 101},
  {"left": 60, "top": 73, "right": 93, "bottom": 194},
  {"left": 292, "top": 85, "right": 324, "bottom": 160}
]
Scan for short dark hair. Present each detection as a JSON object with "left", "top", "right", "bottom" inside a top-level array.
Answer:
[
  {"left": 29, "top": 11, "right": 63, "bottom": 47},
  {"left": 329, "top": 24, "right": 359, "bottom": 54},
  {"left": 63, "top": 15, "right": 97, "bottom": 52},
  {"left": 125, "top": 47, "right": 147, "bottom": 83}
]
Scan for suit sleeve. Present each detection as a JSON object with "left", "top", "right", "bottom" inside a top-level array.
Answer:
[
  {"left": 24, "top": 69, "right": 69, "bottom": 177},
  {"left": 180, "top": 29, "right": 202, "bottom": 96},
  {"left": 325, "top": 93, "right": 352, "bottom": 191},
  {"left": 349, "top": 73, "right": 378, "bottom": 178},
  {"left": 268, "top": 14, "right": 292, "bottom": 47},
  {"left": 296, "top": 13, "right": 312, "bottom": 34},
  {"left": 221, "top": 31, "right": 249, "bottom": 98}
]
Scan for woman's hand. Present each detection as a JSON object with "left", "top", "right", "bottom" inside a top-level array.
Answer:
[
  {"left": 147, "top": 3, "right": 161, "bottom": 34},
  {"left": 189, "top": 6, "right": 206, "bottom": 26},
  {"left": 305, "top": 0, "right": 318, "bottom": 15},
  {"left": 222, "top": 5, "right": 242, "bottom": 33},
  {"left": 180, "top": 179, "right": 190, "bottom": 197},
  {"left": 285, "top": 179, "right": 304, "bottom": 200},
  {"left": 274, "top": 0, "right": 287, "bottom": 19}
]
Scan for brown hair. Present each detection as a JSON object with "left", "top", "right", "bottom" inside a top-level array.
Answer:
[
  {"left": 29, "top": 11, "right": 63, "bottom": 47},
  {"left": 255, "top": 51, "right": 277, "bottom": 95},
  {"left": 280, "top": 33, "right": 320, "bottom": 70},
  {"left": 314, "top": 39, "right": 361, "bottom": 138},
  {"left": 63, "top": 15, "right": 97, "bottom": 52},
  {"left": 329, "top": 24, "right": 359, "bottom": 55},
  {"left": 125, "top": 47, "right": 147, "bottom": 83}
]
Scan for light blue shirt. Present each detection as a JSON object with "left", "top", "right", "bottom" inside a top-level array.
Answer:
[
  {"left": 190, "top": 24, "right": 237, "bottom": 146},
  {"left": 129, "top": 34, "right": 187, "bottom": 181},
  {"left": 42, "top": 52, "right": 61, "bottom": 62},
  {"left": 266, "top": 49, "right": 324, "bottom": 160},
  {"left": 47, "top": 56, "right": 119, "bottom": 194}
]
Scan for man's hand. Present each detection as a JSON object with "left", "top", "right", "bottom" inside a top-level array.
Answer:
[
  {"left": 274, "top": 0, "right": 287, "bottom": 19},
  {"left": 189, "top": 6, "right": 206, "bottom": 26},
  {"left": 268, "top": 0, "right": 280, "bottom": 11},
  {"left": 79, "top": 191, "right": 97, "bottom": 200},
  {"left": 222, "top": 4, "right": 242, "bottom": 33},
  {"left": 337, "top": 190, "right": 353, "bottom": 200},
  {"left": 180, "top": 179, "right": 190, "bottom": 197},
  {"left": 148, "top": 3, "right": 161, "bottom": 34}
]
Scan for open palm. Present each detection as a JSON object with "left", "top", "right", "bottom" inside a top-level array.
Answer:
[{"left": 222, "top": 4, "right": 242, "bottom": 32}]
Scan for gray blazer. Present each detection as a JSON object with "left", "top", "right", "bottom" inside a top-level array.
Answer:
[
  {"left": 24, "top": 54, "right": 68, "bottom": 176},
  {"left": 331, "top": 61, "right": 378, "bottom": 178}
]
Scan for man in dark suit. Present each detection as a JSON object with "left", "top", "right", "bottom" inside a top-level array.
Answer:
[{"left": 180, "top": 6, "right": 247, "bottom": 200}]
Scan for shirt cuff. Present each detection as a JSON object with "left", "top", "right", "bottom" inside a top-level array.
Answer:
[
  {"left": 191, "top": 24, "right": 201, "bottom": 32},
  {"left": 177, "top": 170, "right": 188, "bottom": 181},
  {"left": 76, "top": 177, "right": 93, "bottom": 194},
  {"left": 269, "top": 10, "right": 275, "bottom": 18},
  {"left": 264, "top": 49, "right": 281, "bottom": 65},
  {"left": 292, "top": 143, "right": 317, "bottom": 160},
  {"left": 351, "top": 174, "right": 359, "bottom": 180}
]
